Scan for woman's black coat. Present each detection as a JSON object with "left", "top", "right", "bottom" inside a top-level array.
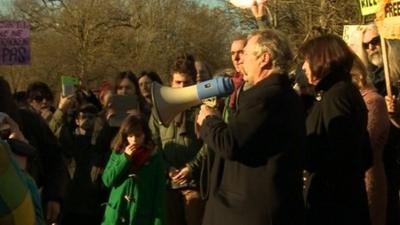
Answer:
[{"left": 304, "top": 74, "right": 372, "bottom": 225}]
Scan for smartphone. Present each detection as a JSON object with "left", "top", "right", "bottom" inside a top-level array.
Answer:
[{"left": 61, "top": 75, "right": 79, "bottom": 97}]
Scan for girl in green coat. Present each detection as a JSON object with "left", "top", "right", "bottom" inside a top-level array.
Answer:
[{"left": 102, "top": 114, "right": 166, "bottom": 225}]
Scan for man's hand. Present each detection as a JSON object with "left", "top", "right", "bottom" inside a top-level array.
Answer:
[
  {"left": 196, "top": 105, "right": 220, "bottom": 126},
  {"left": 385, "top": 95, "right": 397, "bottom": 115},
  {"left": 46, "top": 201, "right": 61, "bottom": 224},
  {"left": 251, "top": 0, "right": 268, "bottom": 18},
  {"left": 172, "top": 166, "right": 192, "bottom": 185}
]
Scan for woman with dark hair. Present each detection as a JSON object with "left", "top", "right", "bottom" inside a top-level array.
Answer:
[
  {"left": 108, "top": 70, "right": 147, "bottom": 122},
  {"left": 101, "top": 114, "right": 166, "bottom": 225},
  {"left": 137, "top": 70, "right": 163, "bottom": 115},
  {"left": 300, "top": 34, "right": 372, "bottom": 225},
  {"left": 26, "top": 81, "right": 55, "bottom": 121},
  {"left": 93, "top": 70, "right": 147, "bottom": 156},
  {"left": 194, "top": 60, "right": 212, "bottom": 83},
  {"left": 113, "top": 71, "right": 145, "bottom": 99},
  {"left": 26, "top": 80, "right": 78, "bottom": 139},
  {"left": 91, "top": 71, "right": 148, "bottom": 217}
]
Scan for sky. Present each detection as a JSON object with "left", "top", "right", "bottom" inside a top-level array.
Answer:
[{"left": 201, "top": 0, "right": 224, "bottom": 7}]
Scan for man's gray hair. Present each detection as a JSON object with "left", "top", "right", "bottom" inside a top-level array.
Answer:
[{"left": 249, "top": 29, "right": 293, "bottom": 74}]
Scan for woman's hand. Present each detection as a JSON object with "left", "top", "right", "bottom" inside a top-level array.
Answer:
[{"left": 124, "top": 143, "right": 137, "bottom": 159}]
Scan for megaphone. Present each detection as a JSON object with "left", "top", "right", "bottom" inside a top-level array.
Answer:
[{"left": 151, "top": 77, "right": 234, "bottom": 126}]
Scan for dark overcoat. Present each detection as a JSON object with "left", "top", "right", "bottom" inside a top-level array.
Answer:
[
  {"left": 304, "top": 74, "right": 372, "bottom": 225},
  {"left": 200, "top": 73, "right": 306, "bottom": 225}
]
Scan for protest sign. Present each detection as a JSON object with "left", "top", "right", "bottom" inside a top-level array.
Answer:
[
  {"left": 108, "top": 95, "right": 139, "bottom": 127},
  {"left": 376, "top": 0, "right": 400, "bottom": 39},
  {"left": 359, "top": 0, "right": 381, "bottom": 15},
  {"left": 375, "top": 0, "right": 400, "bottom": 96},
  {"left": 0, "top": 21, "right": 30, "bottom": 65},
  {"left": 342, "top": 25, "right": 367, "bottom": 45}
]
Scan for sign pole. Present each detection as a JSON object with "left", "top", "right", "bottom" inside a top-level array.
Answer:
[{"left": 381, "top": 37, "right": 392, "bottom": 96}]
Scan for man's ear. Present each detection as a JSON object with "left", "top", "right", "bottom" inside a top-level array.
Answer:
[{"left": 260, "top": 52, "right": 272, "bottom": 69}]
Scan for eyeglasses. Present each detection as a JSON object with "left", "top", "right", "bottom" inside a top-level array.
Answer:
[{"left": 362, "top": 36, "right": 380, "bottom": 50}]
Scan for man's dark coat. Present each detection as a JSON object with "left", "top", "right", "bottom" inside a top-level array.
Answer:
[{"left": 200, "top": 74, "right": 306, "bottom": 225}]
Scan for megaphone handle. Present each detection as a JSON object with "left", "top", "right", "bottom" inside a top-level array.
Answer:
[{"left": 202, "top": 97, "right": 217, "bottom": 108}]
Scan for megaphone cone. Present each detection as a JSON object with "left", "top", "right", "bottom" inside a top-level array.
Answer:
[{"left": 151, "top": 76, "right": 234, "bottom": 126}]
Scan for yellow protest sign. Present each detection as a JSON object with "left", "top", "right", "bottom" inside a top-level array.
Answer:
[
  {"left": 360, "top": 0, "right": 381, "bottom": 15},
  {"left": 376, "top": 0, "right": 400, "bottom": 39}
]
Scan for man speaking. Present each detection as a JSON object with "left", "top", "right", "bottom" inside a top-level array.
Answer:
[{"left": 197, "top": 29, "right": 306, "bottom": 225}]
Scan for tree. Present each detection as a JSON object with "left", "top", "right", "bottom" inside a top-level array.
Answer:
[
  {"left": 0, "top": 0, "right": 236, "bottom": 92},
  {"left": 218, "top": 0, "right": 364, "bottom": 63}
]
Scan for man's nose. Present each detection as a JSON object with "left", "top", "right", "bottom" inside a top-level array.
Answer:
[
  {"left": 367, "top": 43, "right": 376, "bottom": 51},
  {"left": 238, "top": 55, "right": 244, "bottom": 64},
  {"left": 234, "top": 53, "right": 240, "bottom": 61}
]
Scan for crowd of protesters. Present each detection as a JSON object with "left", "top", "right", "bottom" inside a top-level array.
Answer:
[{"left": 1, "top": 1, "right": 400, "bottom": 225}]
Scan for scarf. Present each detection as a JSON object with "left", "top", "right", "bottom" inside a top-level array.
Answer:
[
  {"left": 129, "top": 147, "right": 153, "bottom": 172},
  {"left": 229, "top": 72, "right": 244, "bottom": 109}
]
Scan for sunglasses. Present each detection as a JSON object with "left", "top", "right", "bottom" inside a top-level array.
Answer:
[
  {"left": 362, "top": 36, "right": 380, "bottom": 50},
  {"left": 33, "top": 95, "right": 50, "bottom": 102}
]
